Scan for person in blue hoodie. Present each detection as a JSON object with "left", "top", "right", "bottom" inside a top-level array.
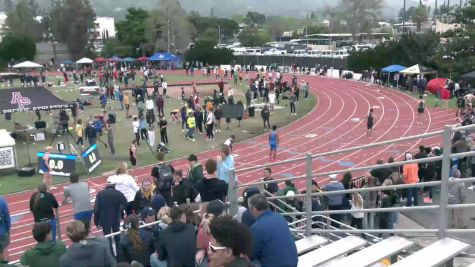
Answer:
[
  {"left": 248, "top": 194, "right": 297, "bottom": 267},
  {"left": 0, "top": 196, "right": 10, "bottom": 260}
]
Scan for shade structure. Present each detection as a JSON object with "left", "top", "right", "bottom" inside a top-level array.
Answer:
[
  {"left": 460, "top": 70, "right": 475, "bottom": 83},
  {"left": 137, "top": 56, "right": 149, "bottom": 61},
  {"left": 122, "top": 57, "right": 136, "bottom": 62},
  {"left": 381, "top": 65, "right": 406, "bottom": 73},
  {"left": 95, "top": 57, "right": 108, "bottom": 63},
  {"left": 12, "top": 61, "right": 43, "bottom": 69},
  {"left": 76, "top": 57, "right": 93, "bottom": 64},
  {"left": 109, "top": 56, "right": 123, "bottom": 62},
  {"left": 0, "top": 87, "right": 72, "bottom": 114},
  {"left": 149, "top": 52, "right": 175, "bottom": 61},
  {"left": 400, "top": 64, "right": 436, "bottom": 75},
  {"left": 61, "top": 59, "right": 73, "bottom": 65}
]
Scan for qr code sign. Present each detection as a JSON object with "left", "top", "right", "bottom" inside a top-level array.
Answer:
[{"left": 0, "top": 147, "right": 15, "bottom": 169}]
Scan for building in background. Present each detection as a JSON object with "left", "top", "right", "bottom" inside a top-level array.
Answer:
[
  {"left": 90, "top": 17, "right": 116, "bottom": 53},
  {"left": 0, "top": 12, "right": 7, "bottom": 41}
]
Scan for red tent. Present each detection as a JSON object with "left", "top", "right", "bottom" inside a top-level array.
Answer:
[
  {"left": 137, "top": 56, "right": 149, "bottom": 62},
  {"left": 95, "top": 57, "right": 108, "bottom": 63},
  {"left": 427, "top": 78, "right": 451, "bottom": 99}
]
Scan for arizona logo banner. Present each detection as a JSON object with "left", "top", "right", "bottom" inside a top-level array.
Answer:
[{"left": 0, "top": 87, "right": 72, "bottom": 114}]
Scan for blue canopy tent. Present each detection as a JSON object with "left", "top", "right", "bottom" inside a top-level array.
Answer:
[
  {"left": 381, "top": 65, "right": 406, "bottom": 73},
  {"left": 149, "top": 52, "right": 175, "bottom": 61},
  {"left": 109, "top": 56, "right": 123, "bottom": 62},
  {"left": 122, "top": 57, "right": 136, "bottom": 62},
  {"left": 61, "top": 60, "right": 73, "bottom": 65}
]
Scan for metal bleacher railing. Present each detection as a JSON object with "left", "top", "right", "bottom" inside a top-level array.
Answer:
[{"left": 226, "top": 123, "right": 475, "bottom": 242}]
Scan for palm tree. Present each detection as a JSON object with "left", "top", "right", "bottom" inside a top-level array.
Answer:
[{"left": 413, "top": 5, "right": 429, "bottom": 32}]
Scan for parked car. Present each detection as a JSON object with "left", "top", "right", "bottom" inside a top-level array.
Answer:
[
  {"left": 307, "top": 50, "right": 321, "bottom": 57},
  {"left": 332, "top": 50, "right": 350, "bottom": 59},
  {"left": 264, "top": 48, "right": 287, "bottom": 55},
  {"left": 292, "top": 49, "right": 307, "bottom": 57}
]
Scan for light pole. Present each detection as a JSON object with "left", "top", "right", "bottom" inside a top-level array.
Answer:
[
  {"left": 403, "top": 0, "right": 406, "bottom": 34},
  {"left": 217, "top": 24, "right": 222, "bottom": 44}
]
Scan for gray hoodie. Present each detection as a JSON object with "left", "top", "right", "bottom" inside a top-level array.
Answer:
[
  {"left": 448, "top": 177, "right": 465, "bottom": 204},
  {"left": 59, "top": 240, "right": 116, "bottom": 267}
]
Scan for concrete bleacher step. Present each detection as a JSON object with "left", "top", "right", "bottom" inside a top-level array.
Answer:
[
  {"left": 390, "top": 237, "right": 470, "bottom": 267},
  {"left": 297, "top": 235, "right": 367, "bottom": 267},
  {"left": 325, "top": 236, "right": 414, "bottom": 267},
  {"left": 296, "top": 235, "right": 328, "bottom": 255}
]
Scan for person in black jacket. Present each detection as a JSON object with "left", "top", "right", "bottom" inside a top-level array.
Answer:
[
  {"left": 118, "top": 214, "right": 155, "bottom": 267},
  {"left": 172, "top": 170, "right": 196, "bottom": 205},
  {"left": 29, "top": 183, "right": 59, "bottom": 241},
  {"left": 261, "top": 105, "right": 270, "bottom": 131},
  {"left": 133, "top": 177, "right": 155, "bottom": 213},
  {"left": 84, "top": 121, "right": 97, "bottom": 146},
  {"left": 196, "top": 159, "right": 228, "bottom": 202},
  {"left": 156, "top": 206, "right": 197, "bottom": 267},
  {"left": 262, "top": 168, "right": 278, "bottom": 196},
  {"left": 94, "top": 181, "right": 128, "bottom": 255}
]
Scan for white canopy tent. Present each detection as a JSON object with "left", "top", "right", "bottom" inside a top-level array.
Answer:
[
  {"left": 76, "top": 57, "right": 93, "bottom": 64},
  {"left": 400, "top": 64, "right": 436, "bottom": 75},
  {"left": 12, "top": 61, "right": 43, "bottom": 69},
  {"left": 0, "top": 129, "right": 17, "bottom": 169}
]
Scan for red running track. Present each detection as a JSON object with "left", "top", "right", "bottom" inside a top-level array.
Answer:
[{"left": 4, "top": 74, "right": 455, "bottom": 261}]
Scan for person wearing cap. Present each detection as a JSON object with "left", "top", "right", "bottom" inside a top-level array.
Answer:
[
  {"left": 323, "top": 174, "right": 345, "bottom": 228},
  {"left": 240, "top": 187, "right": 260, "bottom": 227},
  {"left": 207, "top": 216, "right": 255, "bottom": 267},
  {"left": 94, "top": 178, "right": 128, "bottom": 255},
  {"left": 187, "top": 154, "right": 204, "bottom": 186},
  {"left": 403, "top": 153, "right": 419, "bottom": 207},
  {"left": 247, "top": 194, "right": 297, "bottom": 267},
  {"left": 186, "top": 110, "right": 196, "bottom": 141},
  {"left": 195, "top": 200, "right": 229, "bottom": 266}
]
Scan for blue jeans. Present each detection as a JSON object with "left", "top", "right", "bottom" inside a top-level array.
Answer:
[
  {"left": 150, "top": 253, "right": 167, "bottom": 267},
  {"left": 187, "top": 127, "right": 195, "bottom": 139},
  {"left": 74, "top": 210, "right": 93, "bottom": 223},
  {"left": 405, "top": 187, "right": 419, "bottom": 206},
  {"left": 49, "top": 218, "right": 57, "bottom": 241}
]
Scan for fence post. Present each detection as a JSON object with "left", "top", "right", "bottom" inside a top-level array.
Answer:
[
  {"left": 438, "top": 125, "right": 452, "bottom": 239},
  {"left": 228, "top": 169, "right": 239, "bottom": 216},
  {"left": 55, "top": 207, "right": 62, "bottom": 241},
  {"left": 305, "top": 153, "right": 313, "bottom": 237}
]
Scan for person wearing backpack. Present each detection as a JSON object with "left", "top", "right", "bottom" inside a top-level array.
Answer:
[{"left": 151, "top": 152, "right": 175, "bottom": 206}]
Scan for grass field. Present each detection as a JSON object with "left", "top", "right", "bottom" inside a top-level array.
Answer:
[{"left": 0, "top": 73, "right": 316, "bottom": 194}]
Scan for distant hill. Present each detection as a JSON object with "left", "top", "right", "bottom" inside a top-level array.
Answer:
[{"left": 3, "top": 0, "right": 427, "bottom": 20}]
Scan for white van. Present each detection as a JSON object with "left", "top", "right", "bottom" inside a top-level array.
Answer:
[
  {"left": 332, "top": 50, "right": 350, "bottom": 59},
  {"left": 320, "top": 50, "right": 333, "bottom": 58},
  {"left": 246, "top": 48, "right": 262, "bottom": 55},
  {"left": 292, "top": 49, "right": 307, "bottom": 56}
]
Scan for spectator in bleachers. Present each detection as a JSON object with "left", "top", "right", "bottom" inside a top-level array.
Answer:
[
  {"left": 155, "top": 206, "right": 197, "bottom": 267},
  {"left": 172, "top": 169, "right": 196, "bottom": 205},
  {"left": 403, "top": 153, "right": 419, "bottom": 207},
  {"left": 423, "top": 147, "right": 437, "bottom": 204},
  {"left": 196, "top": 159, "right": 228, "bottom": 202},
  {"left": 0, "top": 244, "right": 13, "bottom": 267},
  {"left": 361, "top": 175, "right": 378, "bottom": 229},
  {"left": 0, "top": 196, "right": 10, "bottom": 260},
  {"left": 20, "top": 221, "right": 67, "bottom": 267},
  {"left": 187, "top": 154, "right": 205, "bottom": 186},
  {"left": 30, "top": 183, "right": 59, "bottom": 241},
  {"left": 208, "top": 216, "right": 255, "bottom": 267},
  {"left": 118, "top": 214, "right": 155, "bottom": 267},
  {"left": 239, "top": 187, "right": 260, "bottom": 227},
  {"left": 262, "top": 168, "right": 278, "bottom": 196},
  {"left": 414, "top": 146, "right": 428, "bottom": 183},
  {"left": 350, "top": 193, "right": 364, "bottom": 234},
  {"left": 133, "top": 177, "right": 156, "bottom": 213},
  {"left": 217, "top": 145, "right": 235, "bottom": 184},
  {"left": 59, "top": 221, "right": 116, "bottom": 267},
  {"left": 62, "top": 172, "right": 93, "bottom": 223},
  {"left": 370, "top": 159, "right": 392, "bottom": 185},
  {"left": 448, "top": 170, "right": 466, "bottom": 229},
  {"left": 248, "top": 194, "right": 298, "bottom": 267},
  {"left": 196, "top": 200, "right": 228, "bottom": 267},
  {"left": 81, "top": 219, "right": 110, "bottom": 249},
  {"left": 107, "top": 162, "right": 140, "bottom": 215},
  {"left": 94, "top": 179, "right": 128, "bottom": 255},
  {"left": 323, "top": 174, "right": 345, "bottom": 228},
  {"left": 157, "top": 207, "right": 172, "bottom": 230}
]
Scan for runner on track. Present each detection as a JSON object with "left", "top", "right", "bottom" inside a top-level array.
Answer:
[
  {"left": 366, "top": 109, "right": 375, "bottom": 137},
  {"left": 417, "top": 95, "right": 425, "bottom": 125},
  {"left": 269, "top": 125, "right": 279, "bottom": 160}
]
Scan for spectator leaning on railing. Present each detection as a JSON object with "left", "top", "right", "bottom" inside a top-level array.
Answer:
[
  {"left": 323, "top": 174, "right": 345, "bottom": 228},
  {"left": 403, "top": 153, "right": 420, "bottom": 207}
]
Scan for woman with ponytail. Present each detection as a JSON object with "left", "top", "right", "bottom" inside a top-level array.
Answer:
[
  {"left": 29, "top": 183, "right": 59, "bottom": 241},
  {"left": 118, "top": 214, "right": 155, "bottom": 267}
]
